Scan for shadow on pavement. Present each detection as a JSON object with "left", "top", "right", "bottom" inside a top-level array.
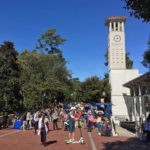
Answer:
[
  {"left": 46, "top": 140, "right": 57, "bottom": 145},
  {"left": 52, "top": 128, "right": 62, "bottom": 131},
  {"left": 102, "top": 137, "right": 150, "bottom": 150}
]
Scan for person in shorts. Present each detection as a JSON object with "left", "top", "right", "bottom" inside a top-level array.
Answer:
[{"left": 68, "top": 108, "right": 77, "bottom": 142}]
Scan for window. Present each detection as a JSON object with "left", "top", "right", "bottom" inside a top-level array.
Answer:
[
  {"left": 116, "top": 22, "right": 118, "bottom": 31},
  {"left": 120, "top": 22, "right": 122, "bottom": 31},
  {"left": 112, "top": 23, "right": 114, "bottom": 31}
]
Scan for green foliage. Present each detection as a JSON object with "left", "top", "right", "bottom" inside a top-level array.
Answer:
[
  {"left": 122, "top": 0, "right": 150, "bottom": 23},
  {"left": 142, "top": 38, "right": 150, "bottom": 69},
  {"left": 36, "top": 28, "right": 66, "bottom": 55},
  {"left": 0, "top": 28, "right": 112, "bottom": 113},
  {"left": 18, "top": 49, "right": 71, "bottom": 111},
  {"left": 0, "top": 41, "right": 22, "bottom": 113},
  {"left": 104, "top": 49, "right": 108, "bottom": 66},
  {"left": 126, "top": 52, "right": 133, "bottom": 69},
  {"left": 74, "top": 76, "right": 111, "bottom": 104}
]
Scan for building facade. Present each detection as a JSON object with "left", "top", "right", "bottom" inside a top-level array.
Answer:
[{"left": 124, "top": 72, "right": 150, "bottom": 127}]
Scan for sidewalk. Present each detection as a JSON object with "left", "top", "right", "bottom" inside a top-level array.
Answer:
[
  {"left": 0, "top": 122, "right": 91, "bottom": 150},
  {"left": 0, "top": 122, "right": 150, "bottom": 150},
  {"left": 91, "top": 127, "right": 150, "bottom": 150}
]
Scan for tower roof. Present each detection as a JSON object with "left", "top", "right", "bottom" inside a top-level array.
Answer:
[{"left": 105, "top": 16, "right": 128, "bottom": 26}]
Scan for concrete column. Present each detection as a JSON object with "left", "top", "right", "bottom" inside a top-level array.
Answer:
[
  {"left": 109, "top": 22, "right": 112, "bottom": 32},
  {"left": 121, "top": 22, "right": 124, "bottom": 31},
  {"left": 138, "top": 85, "right": 143, "bottom": 133},
  {"left": 142, "top": 95, "right": 146, "bottom": 120},
  {"left": 133, "top": 88, "right": 138, "bottom": 136},
  {"left": 114, "top": 22, "right": 116, "bottom": 31}
]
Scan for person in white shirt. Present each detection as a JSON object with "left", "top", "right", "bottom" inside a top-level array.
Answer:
[
  {"left": 34, "top": 111, "right": 39, "bottom": 134},
  {"left": 38, "top": 112, "right": 48, "bottom": 146}
]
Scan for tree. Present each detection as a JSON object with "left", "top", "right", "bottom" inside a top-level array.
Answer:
[
  {"left": 141, "top": 38, "right": 150, "bottom": 69},
  {"left": 104, "top": 49, "right": 133, "bottom": 69},
  {"left": 0, "top": 41, "right": 22, "bottom": 113},
  {"left": 101, "top": 74, "right": 111, "bottom": 103},
  {"left": 36, "top": 28, "right": 66, "bottom": 55},
  {"left": 18, "top": 48, "right": 71, "bottom": 111},
  {"left": 126, "top": 52, "right": 133, "bottom": 69},
  {"left": 76, "top": 76, "right": 103, "bottom": 104},
  {"left": 122, "top": 0, "right": 150, "bottom": 23}
]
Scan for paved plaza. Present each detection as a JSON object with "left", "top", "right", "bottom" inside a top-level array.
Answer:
[{"left": 0, "top": 122, "right": 149, "bottom": 150}]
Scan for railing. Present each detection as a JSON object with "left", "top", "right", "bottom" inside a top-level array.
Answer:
[{"left": 120, "top": 121, "right": 136, "bottom": 133}]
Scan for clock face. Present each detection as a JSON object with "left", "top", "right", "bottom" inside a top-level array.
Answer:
[{"left": 114, "top": 35, "right": 121, "bottom": 42}]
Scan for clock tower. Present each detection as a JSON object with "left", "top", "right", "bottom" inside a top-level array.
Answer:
[
  {"left": 104, "top": 16, "right": 139, "bottom": 120},
  {"left": 105, "top": 16, "right": 127, "bottom": 70}
]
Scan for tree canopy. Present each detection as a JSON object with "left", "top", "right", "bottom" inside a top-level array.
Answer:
[
  {"left": 0, "top": 41, "right": 22, "bottom": 113},
  {"left": 141, "top": 38, "right": 150, "bottom": 69},
  {"left": 36, "top": 28, "right": 66, "bottom": 55},
  {"left": 0, "top": 28, "right": 112, "bottom": 113},
  {"left": 123, "top": 0, "right": 150, "bottom": 23}
]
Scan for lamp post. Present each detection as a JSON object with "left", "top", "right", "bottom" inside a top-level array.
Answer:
[{"left": 100, "top": 91, "right": 106, "bottom": 103}]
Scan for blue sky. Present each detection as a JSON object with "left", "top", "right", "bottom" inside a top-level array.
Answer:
[{"left": 0, "top": 0, "right": 149, "bottom": 81}]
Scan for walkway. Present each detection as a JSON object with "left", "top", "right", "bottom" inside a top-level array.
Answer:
[{"left": 0, "top": 122, "right": 149, "bottom": 150}]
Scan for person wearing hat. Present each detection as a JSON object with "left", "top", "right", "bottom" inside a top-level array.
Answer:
[{"left": 67, "top": 108, "right": 78, "bottom": 142}]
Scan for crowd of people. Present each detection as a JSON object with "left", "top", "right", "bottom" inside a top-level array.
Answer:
[
  {"left": 10, "top": 105, "right": 112, "bottom": 146},
  {"left": 1, "top": 105, "right": 150, "bottom": 146}
]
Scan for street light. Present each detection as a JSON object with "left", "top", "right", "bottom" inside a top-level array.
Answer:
[{"left": 102, "top": 91, "right": 106, "bottom": 97}]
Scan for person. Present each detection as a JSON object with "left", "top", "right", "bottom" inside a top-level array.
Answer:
[
  {"left": 145, "top": 114, "right": 150, "bottom": 143},
  {"left": 38, "top": 112, "right": 48, "bottom": 146},
  {"left": 61, "top": 109, "right": 67, "bottom": 128},
  {"left": 74, "top": 110, "right": 80, "bottom": 128},
  {"left": 52, "top": 110, "right": 58, "bottom": 130},
  {"left": 96, "top": 112, "right": 102, "bottom": 135},
  {"left": 67, "top": 108, "right": 77, "bottom": 142},
  {"left": 34, "top": 111, "right": 39, "bottom": 134},
  {"left": 2, "top": 112, "right": 9, "bottom": 128},
  {"left": 12, "top": 114, "right": 17, "bottom": 128},
  {"left": 44, "top": 113, "right": 50, "bottom": 131},
  {"left": 82, "top": 111, "right": 88, "bottom": 129},
  {"left": 22, "top": 112, "right": 27, "bottom": 131},
  {"left": 26, "top": 111, "right": 31, "bottom": 129}
]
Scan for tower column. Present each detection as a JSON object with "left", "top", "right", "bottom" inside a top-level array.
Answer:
[
  {"left": 114, "top": 22, "right": 116, "bottom": 31},
  {"left": 121, "top": 22, "right": 124, "bottom": 31},
  {"left": 109, "top": 22, "right": 112, "bottom": 32}
]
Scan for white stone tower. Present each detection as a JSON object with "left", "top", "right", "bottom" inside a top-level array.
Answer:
[
  {"left": 105, "top": 16, "right": 139, "bottom": 120},
  {"left": 105, "top": 16, "right": 127, "bottom": 70}
]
